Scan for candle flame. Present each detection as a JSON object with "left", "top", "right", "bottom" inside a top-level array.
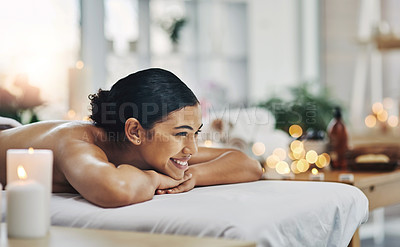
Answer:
[
  {"left": 17, "top": 165, "right": 28, "bottom": 180},
  {"left": 311, "top": 168, "right": 318, "bottom": 175},
  {"left": 28, "top": 147, "right": 34, "bottom": 154},
  {"left": 75, "top": 60, "right": 84, "bottom": 70}
]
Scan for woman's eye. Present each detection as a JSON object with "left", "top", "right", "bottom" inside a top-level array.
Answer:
[{"left": 175, "top": 132, "right": 188, "bottom": 137}]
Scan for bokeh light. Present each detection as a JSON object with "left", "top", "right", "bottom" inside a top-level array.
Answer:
[
  {"left": 372, "top": 102, "right": 384, "bottom": 114},
  {"left": 376, "top": 110, "right": 388, "bottom": 122},
  {"left": 276, "top": 161, "right": 290, "bottom": 175},
  {"left": 288, "top": 151, "right": 296, "bottom": 160},
  {"left": 273, "top": 148, "right": 287, "bottom": 160},
  {"left": 291, "top": 161, "right": 300, "bottom": 174},
  {"left": 290, "top": 140, "right": 304, "bottom": 152},
  {"left": 315, "top": 153, "right": 329, "bottom": 168},
  {"left": 292, "top": 148, "right": 305, "bottom": 160},
  {"left": 289, "top": 124, "right": 303, "bottom": 138},
  {"left": 322, "top": 153, "right": 330, "bottom": 166},
  {"left": 266, "top": 155, "right": 280, "bottom": 168},
  {"left": 252, "top": 142, "right": 266, "bottom": 156},
  {"left": 296, "top": 159, "right": 310, "bottom": 172},
  {"left": 204, "top": 140, "right": 213, "bottom": 147},
  {"left": 311, "top": 168, "right": 319, "bottom": 175},
  {"left": 365, "top": 115, "right": 377, "bottom": 128},
  {"left": 305, "top": 150, "right": 318, "bottom": 164},
  {"left": 388, "top": 115, "right": 399, "bottom": 127}
]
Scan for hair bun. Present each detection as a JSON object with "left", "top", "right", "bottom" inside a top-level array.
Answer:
[
  {"left": 89, "top": 89, "right": 110, "bottom": 102},
  {"left": 89, "top": 89, "right": 121, "bottom": 132}
]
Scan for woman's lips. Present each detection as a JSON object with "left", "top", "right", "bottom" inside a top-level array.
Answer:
[{"left": 170, "top": 157, "right": 189, "bottom": 170}]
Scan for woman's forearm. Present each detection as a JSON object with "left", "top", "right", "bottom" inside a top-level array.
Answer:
[
  {"left": 188, "top": 150, "right": 263, "bottom": 186},
  {"left": 103, "top": 167, "right": 192, "bottom": 207},
  {"left": 93, "top": 166, "right": 160, "bottom": 208}
]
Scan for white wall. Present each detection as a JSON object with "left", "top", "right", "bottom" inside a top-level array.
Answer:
[
  {"left": 180, "top": 0, "right": 249, "bottom": 107},
  {"left": 382, "top": 0, "right": 400, "bottom": 101},
  {"left": 248, "top": 0, "right": 300, "bottom": 103},
  {"left": 322, "top": 0, "right": 359, "bottom": 109}
]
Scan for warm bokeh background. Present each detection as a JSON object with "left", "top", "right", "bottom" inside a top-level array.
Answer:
[{"left": 1, "top": 1, "right": 400, "bottom": 245}]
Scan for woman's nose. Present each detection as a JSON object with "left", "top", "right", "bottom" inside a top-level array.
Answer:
[{"left": 183, "top": 136, "right": 198, "bottom": 155}]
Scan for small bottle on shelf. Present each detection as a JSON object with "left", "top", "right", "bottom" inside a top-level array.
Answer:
[{"left": 327, "top": 107, "right": 348, "bottom": 170}]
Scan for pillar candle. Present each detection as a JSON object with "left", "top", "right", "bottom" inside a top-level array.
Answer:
[
  {"left": 68, "top": 66, "right": 89, "bottom": 119},
  {"left": 6, "top": 178, "right": 46, "bottom": 238},
  {"left": 6, "top": 149, "right": 53, "bottom": 229},
  {"left": 0, "top": 183, "right": 2, "bottom": 223}
]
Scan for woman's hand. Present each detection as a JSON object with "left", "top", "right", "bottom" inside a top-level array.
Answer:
[
  {"left": 154, "top": 171, "right": 192, "bottom": 192},
  {"left": 155, "top": 171, "right": 196, "bottom": 195}
]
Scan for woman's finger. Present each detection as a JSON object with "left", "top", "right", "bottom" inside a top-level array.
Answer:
[
  {"left": 156, "top": 189, "right": 167, "bottom": 195},
  {"left": 166, "top": 186, "right": 183, "bottom": 194},
  {"left": 167, "top": 181, "right": 193, "bottom": 194},
  {"left": 181, "top": 173, "right": 192, "bottom": 182}
]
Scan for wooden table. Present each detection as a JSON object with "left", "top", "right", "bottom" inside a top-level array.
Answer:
[
  {"left": 266, "top": 168, "right": 400, "bottom": 247},
  {"left": 0, "top": 223, "right": 255, "bottom": 247},
  {"left": 285, "top": 168, "right": 400, "bottom": 211}
]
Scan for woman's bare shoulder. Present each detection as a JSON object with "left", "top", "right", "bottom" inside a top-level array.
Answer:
[
  {"left": 43, "top": 121, "right": 105, "bottom": 144},
  {"left": 0, "top": 120, "right": 102, "bottom": 149}
]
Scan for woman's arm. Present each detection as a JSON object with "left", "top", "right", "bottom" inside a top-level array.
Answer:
[
  {"left": 189, "top": 147, "right": 263, "bottom": 186},
  {"left": 57, "top": 139, "right": 191, "bottom": 208},
  {"left": 158, "top": 147, "right": 263, "bottom": 194}
]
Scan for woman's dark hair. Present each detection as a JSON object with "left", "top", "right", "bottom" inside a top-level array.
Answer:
[{"left": 89, "top": 68, "right": 199, "bottom": 136}]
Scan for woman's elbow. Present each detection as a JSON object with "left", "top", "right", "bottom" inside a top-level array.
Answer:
[
  {"left": 88, "top": 190, "right": 130, "bottom": 208},
  {"left": 233, "top": 150, "right": 263, "bottom": 181},
  {"left": 248, "top": 157, "right": 263, "bottom": 180}
]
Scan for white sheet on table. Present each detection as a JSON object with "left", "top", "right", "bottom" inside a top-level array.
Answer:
[{"left": 1, "top": 180, "right": 368, "bottom": 247}]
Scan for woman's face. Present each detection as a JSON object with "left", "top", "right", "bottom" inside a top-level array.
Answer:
[{"left": 139, "top": 104, "right": 202, "bottom": 179}]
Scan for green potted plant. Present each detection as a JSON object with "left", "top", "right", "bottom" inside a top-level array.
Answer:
[
  {"left": 160, "top": 16, "right": 187, "bottom": 52},
  {"left": 258, "top": 83, "right": 343, "bottom": 154}
]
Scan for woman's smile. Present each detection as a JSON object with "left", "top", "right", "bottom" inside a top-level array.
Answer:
[{"left": 169, "top": 156, "right": 191, "bottom": 170}]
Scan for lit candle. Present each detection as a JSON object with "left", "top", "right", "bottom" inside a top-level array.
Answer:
[
  {"left": 309, "top": 168, "right": 325, "bottom": 181},
  {"left": 6, "top": 166, "right": 47, "bottom": 238},
  {"left": 6, "top": 148, "right": 53, "bottom": 228}
]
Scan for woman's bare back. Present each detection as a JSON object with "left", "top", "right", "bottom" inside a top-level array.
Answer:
[{"left": 0, "top": 121, "right": 106, "bottom": 193}]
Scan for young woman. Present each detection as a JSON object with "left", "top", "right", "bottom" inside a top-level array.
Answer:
[{"left": 0, "top": 68, "right": 262, "bottom": 208}]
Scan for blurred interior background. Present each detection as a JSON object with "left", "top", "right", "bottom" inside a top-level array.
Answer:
[
  {"left": 1, "top": 1, "right": 400, "bottom": 246},
  {"left": 1, "top": 0, "right": 399, "bottom": 129}
]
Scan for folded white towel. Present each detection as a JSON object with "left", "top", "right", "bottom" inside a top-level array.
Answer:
[{"left": 0, "top": 116, "right": 22, "bottom": 128}]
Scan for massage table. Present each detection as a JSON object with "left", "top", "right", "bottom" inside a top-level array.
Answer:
[{"left": 1, "top": 180, "right": 368, "bottom": 246}]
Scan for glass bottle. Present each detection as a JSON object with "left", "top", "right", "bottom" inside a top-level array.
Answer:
[{"left": 327, "top": 107, "right": 348, "bottom": 170}]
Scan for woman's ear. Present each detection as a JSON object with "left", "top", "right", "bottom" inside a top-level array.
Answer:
[{"left": 125, "top": 118, "right": 143, "bottom": 145}]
